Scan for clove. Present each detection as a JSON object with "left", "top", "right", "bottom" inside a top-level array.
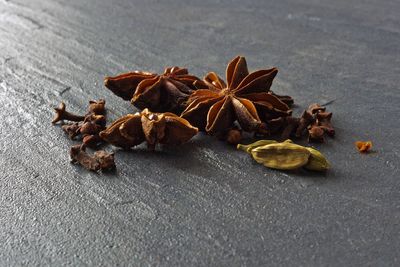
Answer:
[
  {"left": 52, "top": 102, "right": 85, "bottom": 124},
  {"left": 295, "top": 110, "right": 315, "bottom": 138},
  {"left": 308, "top": 125, "right": 325, "bottom": 142},
  {"left": 70, "top": 144, "right": 115, "bottom": 171},
  {"left": 82, "top": 134, "right": 103, "bottom": 148},
  {"left": 316, "top": 112, "right": 335, "bottom": 137},
  {"left": 94, "top": 150, "right": 116, "bottom": 170},
  {"left": 88, "top": 99, "right": 106, "bottom": 115},
  {"left": 70, "top": 144, "right": 100, "bottom": 171},
  {"left": 62, "top": 122, "right": 81, "bottom": 139},
  {"left": 226, "top": 128, "right": 242, "bottom": 145}
]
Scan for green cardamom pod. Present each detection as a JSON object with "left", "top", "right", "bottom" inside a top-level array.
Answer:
[
  {"left": 237, "top": 140, "right": 278, "bottom": 153},
  {"left": 251, "top": 143, "right": 311, "bottom": 170},
  {"left": 303, "top": 147, "right": 330, "bottom": 171}
]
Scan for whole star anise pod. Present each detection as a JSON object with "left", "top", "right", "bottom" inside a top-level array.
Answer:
[
  {"left": 181, "top": 56, "right": 291, "bottom": 134},
  {"left": 99, "top": 108, "right": 198, "bottom": 150},
  {"left": 104, "top": 67, "right": 200, "bottom": 113}
]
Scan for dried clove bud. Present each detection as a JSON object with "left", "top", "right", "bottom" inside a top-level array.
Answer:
[
  {"left": 295, "top": 110, "right": 315, "bottom": 138},
  {"left": 316, "top": 112, "right": 335, "bottom": 137},
  {"left": 93, "top": 150, "right": 116, "bottom": 170},
  {"left": 84, "top": 114, "right": 106, "bottom": 128},
  {"left": 52, "top": 102, "right": 85, "bottom": 124},
  {"left": 70, "top": 144, "right": 100, "bottom": 171},
  {"left": 79, "top": 121, "right": 103, "bottom": 136},
  {"left": 308, "top": 125, "right": 325, "bottom": 142},
  {"left": 62, "top": 122, "right": 81, "bottom": 139},
  {"left": 70, "top": 144, "right": 116, "bottom": 171},
  {"left": 88, "top": 99, "right": 106, "bottom": 115},
  {"left": 307, "top": 103, "right": 326, "bottom": 114},
  {"left": 82, "top": 134, "right": 103, "bottom": 148},
  {"left": 226, "top": 128, "right": 242, "bottom": 145},
  {"left": 355, "top": 141, "right": 372, "bottom": 153}
]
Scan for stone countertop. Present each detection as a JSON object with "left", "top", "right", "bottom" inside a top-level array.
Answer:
[{"left": 1, "top": 0, "right": 399, "bottom": 266}]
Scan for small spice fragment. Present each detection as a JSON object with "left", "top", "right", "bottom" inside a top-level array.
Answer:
[
  {"left": 99, "top": 108, "right": 198, "bottom": 150},
  {"left": 52, "top": 102, "right": 85, "bottom": 124},
  {"left": 355, "top": 141, "right": 372, "bottom": 153}
]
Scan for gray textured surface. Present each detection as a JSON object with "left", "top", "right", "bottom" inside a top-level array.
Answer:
[{"left": 1, "top": 0, "right": 399, "bottom": 266}]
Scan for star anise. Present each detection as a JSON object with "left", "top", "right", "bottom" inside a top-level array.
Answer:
[
  {"left": 99, "top": 108, "right": 198, "bottom": 150},
  {"left": 104, "top": 67, "right": 200, "bottom": 113},
  {"left": 181, "top": 56, "right": 291, "bottom": 134}
]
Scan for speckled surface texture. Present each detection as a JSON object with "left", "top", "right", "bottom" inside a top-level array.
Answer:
[{"left": 1, "top": 0, "right": 399, "bottom": 266}]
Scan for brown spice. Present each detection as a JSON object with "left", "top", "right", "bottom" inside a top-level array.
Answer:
[
  {"left": 52, "top": 102, "right": 85, "bottom": 124},
  {"left": 88, "top": 99, "right": 106, "bottom": 115},
  {"left": 281, "top": 117, "right": 300, "bottom": 140},
  {"left": 295, "top": 110, "right": 315, "bottom": 138},
  {"left": 61, "top": 122, "right": 81, "bottom": 139},
  {"left": 93, "top": 150, "right": 116, "bottom": 170},
  {"left": 308, "top": 125, "right": 325, "bottom": 142},
  {"left": 316, "top": 112, "right": 335, "bottom": 137},
  {"left": 226, "top": 128, "right": 242, "bottom": 145},
  {"left": 99, "top": 109, "right": 198, "bottom": 150},
  {"left": 181, "top": 56, "right": 291, "bottom": 134},
  {"left": 70, "top": 144, "right": 101, "bottom": 171},
  {"left": 70, "top": 144, "right": 115, "bottom": 171},
  {"left": 269, "top": 91, "right": 294, "bottom": 107},
  {"left": 105, "top": 67, "right": 201, "bottom": 113}
]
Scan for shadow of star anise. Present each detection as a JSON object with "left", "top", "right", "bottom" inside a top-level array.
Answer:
[
  {"left": 181, "top": 56, "right": 291, "bottom": 134},
  {"left": 104, "top": 67, "right": 200, "bottom": 113}
]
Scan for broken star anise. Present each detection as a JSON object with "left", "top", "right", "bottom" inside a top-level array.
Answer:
[
  {"left": 99, "top": 108, "right": 198, "bottom": 150},
  {"left": 181, "top": 56, "right": 291, "bottom": 135},
  {"left": 104, "top": 67, "right": 200, "bottom": 113}
]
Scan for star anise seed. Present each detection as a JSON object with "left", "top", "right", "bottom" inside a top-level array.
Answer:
[
  {"left": 181, "top": 56, "right": 291, "bottom": 134},
  {"left": 99, "top": 108, "right": 198, "bottom": 150},
  {"left": 105, "top": 67, "right": 201, "bottom": 113}
]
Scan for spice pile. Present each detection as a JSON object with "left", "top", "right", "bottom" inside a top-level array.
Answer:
[{"left": 52, "top": 56, "right": 336, "bottom": 172}]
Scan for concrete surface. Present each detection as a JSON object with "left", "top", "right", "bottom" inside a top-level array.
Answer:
[{"left": 1, "top": 0, "right": 399, "bottom": 266}]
